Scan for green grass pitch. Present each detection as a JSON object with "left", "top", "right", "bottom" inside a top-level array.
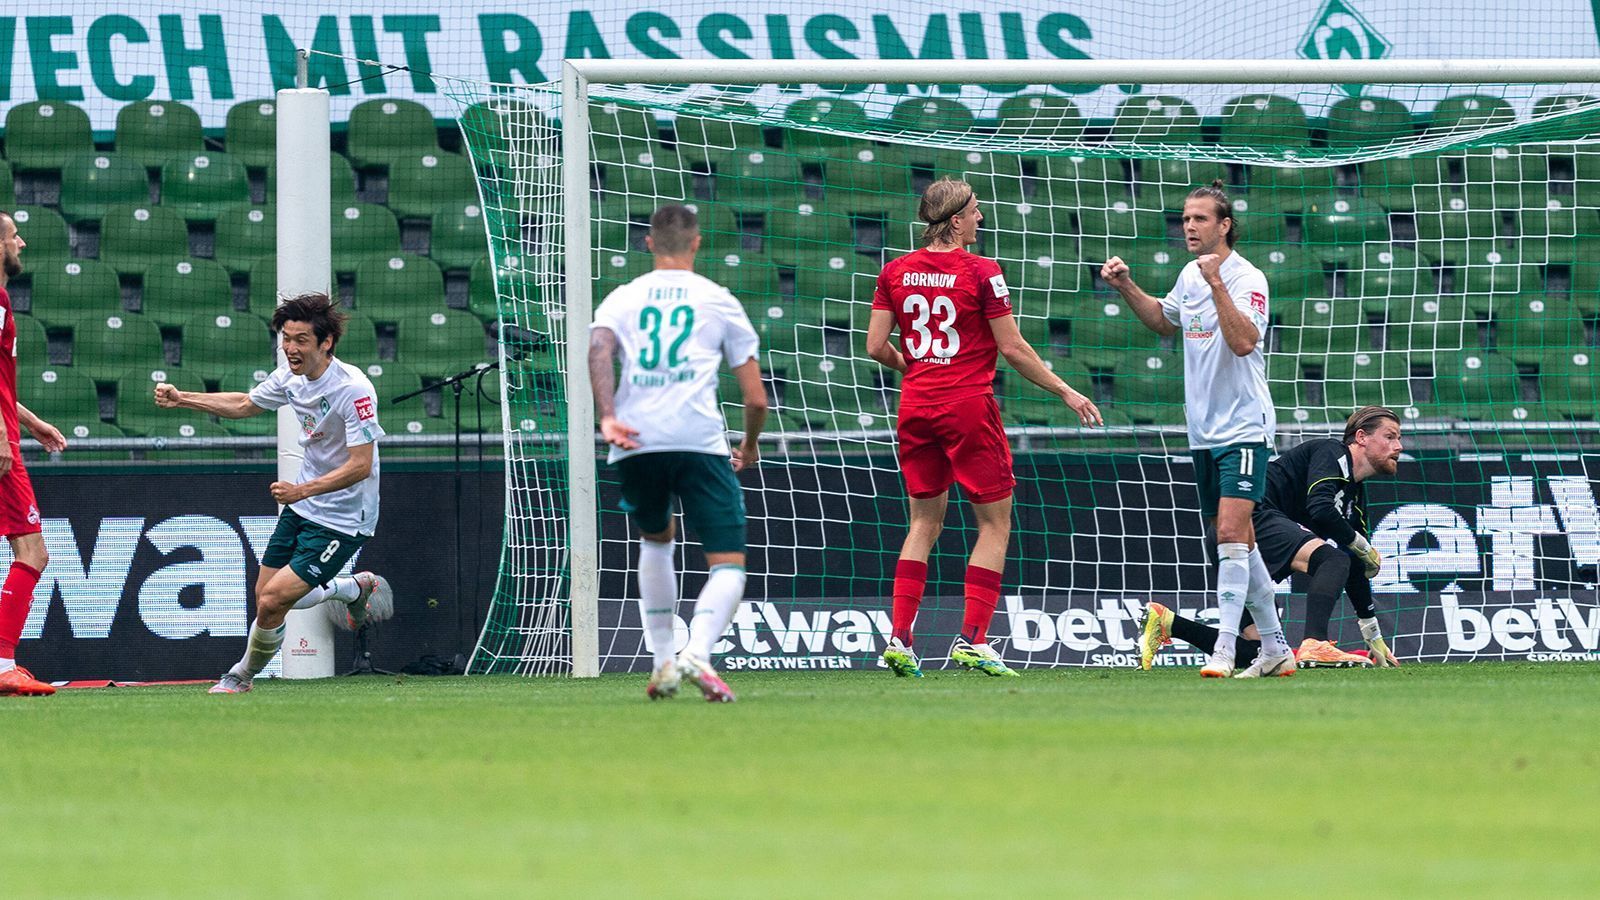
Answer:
[{"left": 3, "top": 663, "right": 1596, "bottom": 897}]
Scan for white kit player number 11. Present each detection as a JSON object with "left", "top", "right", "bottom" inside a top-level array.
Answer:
[{"left": 902, "top": 293, "right": 961, "bottom": 359}]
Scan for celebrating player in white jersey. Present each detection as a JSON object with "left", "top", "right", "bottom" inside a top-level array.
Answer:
[
  {"left": 154, "top": 293, "right": 394, "bottom": 693},
  {"left": 589, "top": 204, "right": 766, "bottom": 703},
  {"left": 1101, "top": 180, "right": 1292, "bottom": 679}
]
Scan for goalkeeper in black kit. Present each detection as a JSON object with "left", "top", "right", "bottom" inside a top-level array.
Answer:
[{"left": 1140, "top": 406, "right": 1405, "bottom": 669}]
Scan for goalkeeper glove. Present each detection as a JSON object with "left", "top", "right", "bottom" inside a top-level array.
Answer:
[
  {"left": 1348, "top": 534, "right": 1382, "bottom": 579},
  {"left": 1359, "top": 616, "right": 1400, "bottom": 667}
]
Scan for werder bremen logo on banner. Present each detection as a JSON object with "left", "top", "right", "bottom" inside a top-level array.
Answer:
[{"left": 1299, "top": 0, "right": 1391, "bottom": 97}]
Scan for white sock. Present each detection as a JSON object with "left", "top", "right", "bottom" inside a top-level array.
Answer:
[
  {"left": 238, "top": 622, "right": 285, "bottom": 677},
  {"left": 1214, "top": 543, "right": 1250, "bottom": 663},
  {"left": 637, "top": 539, "right": 679, "bottom": 668},
  {"left": 0, "top": 657, "right": 14, "bottom": 673},
  {"left": 293, "top": 584, "right": 331, "bottom": 609},
  {"left": 687, "top": 564, "right": 747, "bottom": 660},
  {"left": 1247, "top": 547, "right": 1291, "bottom": 657},
  {"left": 292, "top": 576, "right": 361, "bottom": 610}
]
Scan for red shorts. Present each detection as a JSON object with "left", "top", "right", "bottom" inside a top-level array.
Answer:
[
  {"left": 897, "top": 394, "right": 1015, "bottom": 504},
  {"left": 0, "top": 450, "right": 41, "bottom": 538}
]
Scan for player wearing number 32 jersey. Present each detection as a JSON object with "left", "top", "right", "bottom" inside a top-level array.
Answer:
[{"left": 867, "top": 177, "right": 1101, "bottom": 679}]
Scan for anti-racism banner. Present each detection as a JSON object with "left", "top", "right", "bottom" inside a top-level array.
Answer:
[{"left": 4, "top": 1, "right": 1600, "bottom": 130}]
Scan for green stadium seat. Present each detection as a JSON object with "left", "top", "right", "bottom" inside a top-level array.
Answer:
[
  {"left": 4, "top": 101, "right": 93, "bottom": 174},
  {"left": 1110, "top": 351, "right": 1184, "bottom": 422},
  {"left": 1087, "top": 241, "right": 1178, "bottom": 306},
  {"left": 459, "top": 98, "right": 554, "bottom": 173},
  {"left": 395, "top": 310, "right": 490, "bottom": 379},
  {"left": 1276, "top": 297, "right": 1370, "bottom": 356},
  {"left": 672, "top": 100, "right": 766, "bottom": 166},
  {"left": 1219, "top": 94, "right": 1313, "bottom": 147},
  {"left": 357, "top": 360, "right": 425, "bottom": 426},
  {"left": 1135, "top": 157, "right": 1229, "bottom": 210},
  {"left": 1111, "top": 96, "right": 1203, "bottom": 143},
  {"left": 265, "top": 154, "right": 358, "bottom": 206},
  {"left": 53, "top": 420, "right": 131, "bottom": 461},
  {"left": 161, "top": 153, "right": 250, "bottom": 224},
  {"left": 10, "top": 315, "right": 49, "bottom": 366},
  {"left": 17, "top": 366, "right": 101, "bottom": 424},
  {"left": 887, "top": 98, "right": 975, "bottom": 135},
  {"left": 70, "top": 313, "right": 166, "bottom": 382},
  {"left": 594, "top": 247, "right": 654, "bottom": 300},
  {"left": 1067, "top": 301, "right": 1164, "bottom": 369},
  {"left": 0, "top": 165, "right": 13, "bottom": 210},
  {"left": 28, "top": 259, "right": 122, "bottom": 328},
  {"left": 764, "top": 206, "right": 856, "bottom": 259},
  {"left": 99, "top": 205, "right": 190, "bottom": 276},
  {"left": 821, "top": 146, "right": 916, "bottom": 203},
  {"left": 1496, "top": 296, "right": 1587, "bottom": 367},
  {"left": 704, "top": 150, "right": 804, "bottom": 207},
  {"left": 180, "top": 312, "right": 272, "bottom": 384},
  {"left": 1256, "top": 244, "right": 1327, "bottom": 300},
  {"left": 335, "top": 313, "right": 382, "bottom": 367},
  {"left": 385, "top": 151, "right": 479, "bottom": 220},
  {"left": 214, "top": 363, "right": 278, "bottom": 437},
  {"left": 1350, "top": 245, "right": 1432, "bottom": 314},
  {"left": 9, "top": 207, "right": 73, "bottom": 264},
  {"left": 1540, "top": 349, "right": 1600, "bottom": 419},
  {"left": 1358, "top": 155, "right": 1441, "bottom": 213},
  {"left": 783, "top": 97, "right": 870, "bottom": 157},
  {"left": 1457, "top": 243, "right": 1540, "bottom": 300},
  {"left": 1036, "top": 155, "right": 1131, "bottom": 211},
  {"left": 1240, "top": 164, "right": 1337, "bottom": 215},
  {"left": 332, "top": 203, "right": 402, "bottom": 276},
  {"left": 224, "top": 99, "right": 278, "bottom": 170},
  {"left": 115, "top": 367, "right": 206, "bottom": 436},
  {"left": 1078, "top": 200, "right": 1171, "bottom": 263},
  {"left": 1516, "top": 187, "right": 1599, "bottom": 260},
  {"left": 1325, "top": 96, "right": 1414, "bottom": 148},
  {"left": 1301, "top": 195, "right": 1390, "bottom": 264},
  {"left": 1322, "top": 350, "right": 1416, "bottom": 409},
  {"left": 1413, "top": 186, "right": 1501, "bottom": 246},
  {"left": 246, "top": 255, "right": 279, "bottom": 319},
  {"left": 1009, "top": 255, "right": 1088, "bottom": 325},
  {"left": 588, "top": 100, "right": 662, "bottom": 165},
  {"left": 1430, "top": 351, "right": 1522, "bottom": 409},
  {"left": 430, "top": 203, "right": 489, "bottom": 272},
  {"left": 994, "top": 94, "right": 1084, "bottom": 142},
  {"left": 114, "top": 100, "right": 204, "bottom": 171},
  {"left": 213, "top": 205, "right": 275, "bottom": 276},
  {"left": 346, "top": 99, "right": 439, "bottom": 171},
  {"left": 1383, "top": 294, "right": 1477, "bottom": 355},
  {"left": 1429, "top": 95, "right": 1516, "bottom": 135},
  {"left": 702, "top": 250, "right": 780, "bottom": 308},
  {"left": 988, "top": 202, "right": 1077, "bottom": 266},
  {"left": 142, "top": 260, "right": 236, "bottom": 339},
  {"left": 1227, "top": 195, "right": 1289, "bottom": 243},
  {"left": 354, "top": 254, "right": 445, "bottom": 323},
  {"left": 1267, "top": 353, "right": 1313, "bottom": 410},
  {"left": 1003, "top": 358, "right": 1093, "bottom": 427},
  {"left": 468, "top": 255, "right": 542, "bottom": 328},
  {"left": 59, "top": 154, "right": 150, "bottom": 225}
]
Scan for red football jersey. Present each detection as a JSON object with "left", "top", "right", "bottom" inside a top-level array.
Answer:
[
  {"left": 872, "top": 247, "right": 1013, "bottom": 407},
  {"left": 0, "top": 287, "right": 17, "bottom": 448}
]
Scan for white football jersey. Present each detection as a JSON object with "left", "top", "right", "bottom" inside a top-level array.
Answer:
[
  {"left": 591, "top": 268, "right": 760, "bottom": 463},
  {"left": 1159, "top": 251, "right": 1275, "bottom": 450},
  {"left": 249, "top": 358, "right": 384, "bottom": 536}
]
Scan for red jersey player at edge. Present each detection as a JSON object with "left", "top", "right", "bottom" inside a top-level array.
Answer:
[{"left": 865, "top": 177, "right": 1101, "bottom": 679}]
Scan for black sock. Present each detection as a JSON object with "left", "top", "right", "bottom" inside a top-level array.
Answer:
[
  {"left": 1303, "top": 544, "right": 1351, "bottom": 641},
  {"left": 1170, "top": 614, "right": 1218, "bottom": 654}
]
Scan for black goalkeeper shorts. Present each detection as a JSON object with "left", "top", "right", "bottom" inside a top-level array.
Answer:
[{"left": 1253, "top": 508, "right": 1324, "bottom": 582}]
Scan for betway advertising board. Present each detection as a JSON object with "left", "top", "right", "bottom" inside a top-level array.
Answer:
[
  {"left": 5, "top": 1, "right": 1600, "bottom": 130},
  {"left": 595, "top": 451, "right": 1600, "bottom": 672}
]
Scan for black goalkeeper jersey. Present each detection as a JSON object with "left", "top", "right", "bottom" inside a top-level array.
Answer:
[{"left": 1261, "top": 438, "right": 1368, "bottom": 546}]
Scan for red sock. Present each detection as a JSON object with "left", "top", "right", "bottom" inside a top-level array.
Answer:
[
  {"left": 0, "top": 561, "right": 43, "bottom": 658},
  {"left": 891, "top": 559, "right": 928, "bottom": 646},
  {"left": 961, "top": 564, "right": 1003, "bottom": 645}
]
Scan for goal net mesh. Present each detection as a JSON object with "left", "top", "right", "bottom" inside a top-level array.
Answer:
[{"left": 449, "top": 75, "right": 1600, "bottom": 674}]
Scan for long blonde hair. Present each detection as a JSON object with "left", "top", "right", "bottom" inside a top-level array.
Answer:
[{"left": 918, "top": 177, "right": 974, "bottom": 246}]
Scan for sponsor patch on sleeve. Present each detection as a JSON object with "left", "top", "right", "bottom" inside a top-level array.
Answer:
[
  {"left": 1248, "top": 290, "right": 1267, "bottom": 315},
  {"left": 354, "top": 396, "right": 376, "bottom": 421},
  {"left": 989, "top": 274, "right": 1010, "bottom": 299}
]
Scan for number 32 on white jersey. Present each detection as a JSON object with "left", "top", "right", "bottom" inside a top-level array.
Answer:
[{"left": 903, "top": 293, "right": 960, "bottom": 359}]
